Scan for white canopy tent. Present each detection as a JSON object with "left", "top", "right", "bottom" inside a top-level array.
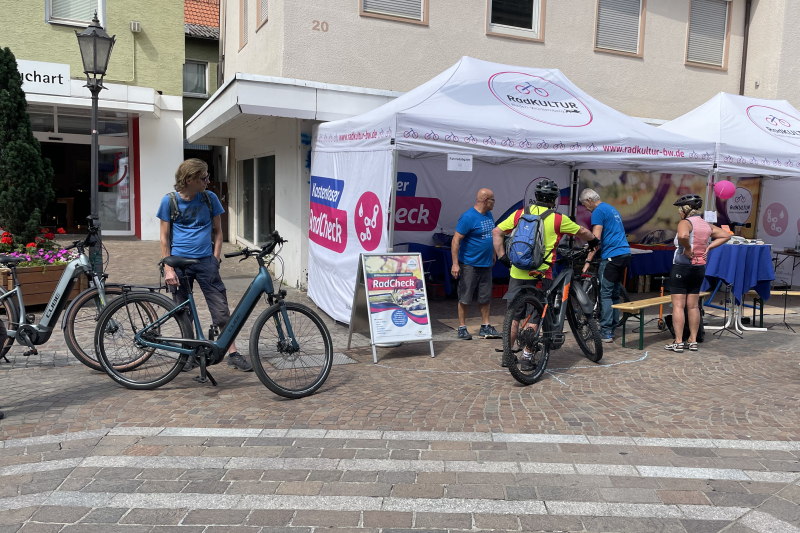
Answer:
[{"left": 309, "top": 56, "right": 717, "bottom": 323}]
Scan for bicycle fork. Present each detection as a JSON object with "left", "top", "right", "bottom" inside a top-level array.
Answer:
[{"left": 273, "top": 302, "right": 300, "bottom": 354}]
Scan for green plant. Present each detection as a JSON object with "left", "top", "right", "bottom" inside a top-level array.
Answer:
[{"left": 0, "top": 47, "right": 55, "bottom": 245}]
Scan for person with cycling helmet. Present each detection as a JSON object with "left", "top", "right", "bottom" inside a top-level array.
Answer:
[
  {"left": 666, "top": 194, "right": 730, "bottom": 353},
  {"left": 492, "top": 179, "right": 598, "bottom": 369}
]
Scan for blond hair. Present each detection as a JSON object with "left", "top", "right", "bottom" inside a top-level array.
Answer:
[
  {"left": 679, "top": 204, "right": 701, "bottom": 218},
  {"left": 174, "top": 159, "right": 208, "bottom": 192}
]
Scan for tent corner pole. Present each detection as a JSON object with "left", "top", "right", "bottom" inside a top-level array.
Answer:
[
  {"left": 568, "top": 166, "right": 578, "bottom": 247},
  {"left": 387, "top": 148, "right": 399, "bottom": 252}
]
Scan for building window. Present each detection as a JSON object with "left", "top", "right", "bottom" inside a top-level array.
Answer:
[
  {"left": 257, "top": 0, "right": 268, "bottom": 28},
  {"left": 240, "top": 0, "right": 249, "bottom": 48},
  {"left": 183, "top": 61, "right": 208, "bottom": 97},
  {"left": 595, "top": 0, "right": 646, "bottom": 56},
  {"left": 361, "top": 0, "right": 428, "bottom": 25},
  {"left": 46, "top": 0, "right": 105, "bottom": 27},
  {"left": 686, "top": 0, "right": 730, "bottom": 68},
  {"left": 487, "top": 0, "right": 544, "bottom": 41}
]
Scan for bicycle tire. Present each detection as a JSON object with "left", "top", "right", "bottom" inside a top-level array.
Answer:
[
  {"left": 502, "top": 291, "right": 550, "bottom": 385},
  {"left": 566, "top": 299, "right": 603, "bottom": 363},
  {"left": 64, "top": 285, "right": 150, "bottom": 372},
  {"left": 95, "top": 291, "right": 193, "bottom": 390},
  {"left": 249, "top": 302, "right": 333, "bottom": 399},
  {"left": 0, "top": 287, "right": 19, "bottom": 358}
]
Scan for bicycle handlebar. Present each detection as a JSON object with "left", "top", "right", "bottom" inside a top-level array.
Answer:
[{"left": 224, "top": 231, "right": 287, "bottom": 259}]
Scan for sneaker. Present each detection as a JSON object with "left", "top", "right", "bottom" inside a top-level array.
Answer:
[
  {"left": 520, "top": 352, "right": 535, "bottom": 372},
  {"left": 479, "top": 324, "right": 501, "bottom": 339},
  {"left": 457, "top": 326, "right": 472, "bottom": 340},
  {"left": 664, "top": 343, "right": 684, "bottom": 353},
  {"left": 181, "top": 355, "right": 198, "bottom": 372},
  {"left": 227, "top": 352, "right": 253, "bottom": 372},
  {"left": 601, "top": 334, "right": 614, "bottom": 343}
]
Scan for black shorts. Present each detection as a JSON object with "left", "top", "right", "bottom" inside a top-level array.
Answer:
[
  {"left": 457, "top": 263, "right": 492, "bottom": 305},
  {"left": 507, "top": 278, "right": 552, "bottom": 321},
  {"left": 669, "top": 263, "right": 706, "bottom": 295},
  {"left": 602, "top": 254, "right": 631, "bottom": 284}
]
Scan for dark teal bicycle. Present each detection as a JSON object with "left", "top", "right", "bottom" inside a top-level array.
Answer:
[{"left": 93, "top": 231, "right": 333, "bottom": 398}]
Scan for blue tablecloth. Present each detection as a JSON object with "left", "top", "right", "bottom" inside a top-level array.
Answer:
[
  {"left": 627, "top": 249, "right": 675, "bottom": 278},
  {"left": 401, "top": 243, "right": 509, "bottom": 295},
  {"left": 700, "top": 244, "right": 775, "bottom": 304}
]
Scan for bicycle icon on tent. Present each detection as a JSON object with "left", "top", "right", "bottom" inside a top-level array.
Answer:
[
  {"left": 501, "top": 138, "right": 514, "bottom": 147},
  {"left": 701, "top": 152, "right": 713, "bottom": 160},
  {"left": 786, "top": 160, "right": 794, "bottom": 167},
  {"left": 689, "top": 151, "right": 699, "bottom": 159},
  {"left": 570, "top": 142, "right": 582, "bottom": 151},
  {"left": 774, "top": 159, "right": 783, "bottom": 166},
  {"left": 515, "top": 82, "right": 549, "bottom": 97},
  {"left": 586, "top": 143, "right": 598, "bottom": 151},
  {"left": 403, "top": 128, "right": 418, "bottom": 138},
  {"left": 553, "top": 141, "right": 566, "bottom": 150},
  {"left": 483, "top": 136, "right": 496, "bottom": 146},
  {"left": 519, "top": 139, "right": 532, "bottom": 149},
  {"left": 424, "top": 130, "right": 439, "bottom": 140},
  {"left": 464, "top": 134, "right": 478, "bottom": 144},
  {"left": 749, "top": 157, "right": 757, "bottom": 165},
  {"left": 766, "top": 115, "right": 791, "bottom": 127},
  {"left": 536, "top": 140, "right": 549, "bottom": 149},
  {"left": 445, "top": 132, "right": 459, "bottom": 142},
  {"left": 761, "top": 158, "right": 770, "bottom": 166}
]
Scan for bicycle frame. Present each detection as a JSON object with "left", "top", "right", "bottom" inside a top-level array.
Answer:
[
  {"left": 134, "top": 265, "right": 298, "bottom": 356},
  {"left": 0, "top": 253, "right": 101, "bottom": 344}
]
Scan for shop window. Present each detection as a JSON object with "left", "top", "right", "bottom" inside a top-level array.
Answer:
[
  {"left": 238, "top": 159, "right": 254, "bottom": 243},
  {"left": 487, "top": 0, "right": 544, "bottom": 41},
  {"left": 55, "top": 107, "right": 128, "bottom": 136},
  {"left": 183, "top": 61, "right": 208, "bottom": 98},
  {"left": 258, "top": 0, "right": 268, "bottom": 28},
  {"left": 256, "top": 156, "right": 275, "bottom": 243},
  {"left": 28, "top": 105, "right": 55, "bottom": 133},
  {"left": 361, "top": 0, "right": 428, "bottom": 24},
  {"left": 240, "top": 0, "right": 249, "bottom": 48},
  {"left": 47, "top": 0, "right": 105, "bottom": 27},
  {"left": 595, "top": 0, "right": 646, "bottom": 56},
  {"left": 686, "top": 0, "right": 730, "bottom": 68},
  {"left": 237, "top": 156, "right": 275, "bottom": 245}
]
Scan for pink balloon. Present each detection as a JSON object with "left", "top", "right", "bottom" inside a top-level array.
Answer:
[{"left": 714, "top": 180, "right": 736, "bottom": 200}]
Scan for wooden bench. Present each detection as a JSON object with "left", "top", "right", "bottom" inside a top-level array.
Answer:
[
  {"left": 612, "top": 292, "right": 710, "bottom": 350},
  {"left": 743, "top": 290, "right": 800, "bottom": 328}
]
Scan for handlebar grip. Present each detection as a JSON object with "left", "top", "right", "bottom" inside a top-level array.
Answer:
[{"left": 224, "top": 251, "right": 244, "bottom": 258}]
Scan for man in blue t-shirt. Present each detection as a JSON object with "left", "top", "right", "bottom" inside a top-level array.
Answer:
[
  {"left": 157, "top": 159, "right": 252, "bottom": 372},
  {"left": 580, "top": 188, "right": 631, "bottom": 342},
  {"left": 451, "top": 189, "right": 500, "bottom": 340}
]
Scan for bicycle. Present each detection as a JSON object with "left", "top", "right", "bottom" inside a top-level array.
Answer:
[
  {"left": 515, "top": 82, "right": 549, "bottom": 97},
  {"left": 581, "top": 255, "right": 632, "bottom": 326},
  {"left": 502, "top": 246, "right": 603, "bottom": 385},
  {"left": 553, "top": 141, "right": 566, "bottom": 150},
  {"left": 464, "top": 134, "right": 478, "bottom": 144},
  {"left": 536, "top": 140, "right": 549, "bottom": 149},
  {"left": 445, "top": 133, "right": 459, "bottom": 142},
  {"left": 483, "top": 137, "right": 496, "bottom": 146},
  {"left": 519, "top": 139, "right": 532, "bottom": 149},
  {"left": 501, "top": 138, "right": 515, "bottom": 147},
  {"left": 403, "top": 129, "right": 418, "bottom": 139},
  {"left": 93, "top": 231, "right": 333, "bottom": 399},
  {"left": 424, "top": 131, "right": 439, "bottom": 140},
  {"left": 0, "top": 219, "right": 127, "bottom": 371}
]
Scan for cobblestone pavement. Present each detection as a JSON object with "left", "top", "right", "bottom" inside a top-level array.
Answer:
[{"left": 0, "top": 240, "right": 798, "bottom": 532}]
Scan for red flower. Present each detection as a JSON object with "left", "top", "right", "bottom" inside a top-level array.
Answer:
[
  {"left": 26, "top": 243, "right": 36, "bottom": 248},
  {"left": 44, "top": 232, "right": 55, "bottom": 240},
  {"left": 57, "top": 228, "right": 66, "bottom": 234},
  {"left": 0, "top": 237, "right": 11, "bottom": 245},
  {"left": 40, "top": 228, "right": 49, "bottom": 233}
]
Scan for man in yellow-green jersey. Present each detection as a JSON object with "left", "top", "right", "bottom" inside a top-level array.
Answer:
[{"left": 491, "top": 179, "right": 597, "bottom": 369}]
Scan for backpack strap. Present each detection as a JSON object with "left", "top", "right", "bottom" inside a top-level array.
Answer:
[
  {"left": 168, "top": 192, "right": 180, "bottom": 255},
  {"left": 201, "top": 191, "right": 216, "bottom": 244}
]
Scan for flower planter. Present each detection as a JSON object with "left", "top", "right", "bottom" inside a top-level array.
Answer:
[{"left": 0, "top": 265, "right": 88, "bottom": 307}]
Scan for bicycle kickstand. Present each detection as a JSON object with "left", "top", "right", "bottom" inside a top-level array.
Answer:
[{"left": 193, "top": 355, "right": 217, "bottom": 386}]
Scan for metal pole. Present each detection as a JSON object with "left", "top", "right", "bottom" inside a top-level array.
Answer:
[
  {"left": 387, "top": 148, "right": 399, "bottom": 252},
  {"left": 89, "top": 79, "right": 103, "bottom": 273}
]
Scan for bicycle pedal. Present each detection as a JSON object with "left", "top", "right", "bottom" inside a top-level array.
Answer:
[{"left": 22, "top": 349, "right": 38, "bottom": 357}]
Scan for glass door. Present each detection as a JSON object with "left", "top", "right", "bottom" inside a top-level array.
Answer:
[{"left": 237, "top": 156, "right": 275, "bottom": 246}]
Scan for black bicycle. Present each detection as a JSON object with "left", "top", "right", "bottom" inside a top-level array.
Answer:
[
  {"left": 94, "top": 231, "right": 333, "bottom": 399},
  {"left": 581, "top": 255, "right": 631, "bottom": 323},
  {"left": 502, "top": 246, "right": 603, "bottom": 385}
]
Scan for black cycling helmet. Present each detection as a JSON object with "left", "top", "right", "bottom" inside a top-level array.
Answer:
[
  {"left": 534, "top": 179, "right": 560, "bottom": 203},
  {"left": 673, "top": 194, "right": 703, "bottom": 210}
]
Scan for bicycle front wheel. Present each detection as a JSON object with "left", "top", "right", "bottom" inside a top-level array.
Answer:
[
  {"left": 502, "top": 291, "right": 551, "bottom": 385},
  {"left": 250, "top": 302, "right": 333, "bottom": 399},
  {"left": 64, "top": 285, "right": 126, "bottom": 371},
  {"left": 95, "top": 291, "right": 193, "bottom": 390},
  {"left": 0, "top": 287, "right": 19, "bottom": 358},
  {"left": 566, "top": 299, "right": 603, "bottom": 363}
]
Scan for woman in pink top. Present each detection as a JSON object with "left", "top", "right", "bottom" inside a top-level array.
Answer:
[{"left": 666, "top": 195, "right": 731, "bottom": 353}]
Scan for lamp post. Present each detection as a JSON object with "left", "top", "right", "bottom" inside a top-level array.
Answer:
[{"left": 76, "top": 13, "right": 115, "bottom": 273}]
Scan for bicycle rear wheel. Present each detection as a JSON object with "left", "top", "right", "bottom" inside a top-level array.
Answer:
[
  {"left": 64, "top": 285, "right": 128, "bottom": 371},
  {"left": 0, "top": 287, "right": 19, "bottom": 358},
  {"left": 95, "top": 291, "right": 193, "bottom": 390},
  {"left": 502, "top": 291, "right": 551, "bottom": 385},
  {"left": 249, "top": 302, "right": 333, "bottom": 399},
  {"left": 566, "top": 299, "right": 603, "bottom": 362}
]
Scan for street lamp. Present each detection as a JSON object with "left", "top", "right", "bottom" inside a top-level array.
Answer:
[{"left": 76, "top": 13, "right": 115, "bottom": 273}]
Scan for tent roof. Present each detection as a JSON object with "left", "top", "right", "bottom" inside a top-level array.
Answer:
[
  {"left": 313, "top": 56, "right": 715, "bottom": 175},
  {"left": 660, "top": 92, "right": 800, "bottom": 177}
]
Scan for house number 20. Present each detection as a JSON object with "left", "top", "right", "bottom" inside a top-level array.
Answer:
[{"left": 312, "top": 20, "right": 329, "bottom": 32}]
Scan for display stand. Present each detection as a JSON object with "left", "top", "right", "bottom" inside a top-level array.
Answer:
[
  {"left": 706, "top": 283, "right": 743, "bottom": 339},
  {"left": 346, "top": 253, "right": 435, "bottom": 364}
]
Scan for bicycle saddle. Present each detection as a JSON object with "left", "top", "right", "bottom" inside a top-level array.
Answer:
[
  {"left": 0, "top": 255, "right": 24, "bottom": 265},
  {"left": 161, "top": 256, "right": 201, "bottom": 269}
]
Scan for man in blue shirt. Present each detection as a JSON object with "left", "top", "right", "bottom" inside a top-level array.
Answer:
[
  {"left": 451, "top": 189, "right": 500, "bottom": 340},
  {"left": 580, "top": 188, "right": 631, "bottom": 342},
  {"left": 157, "top": 159, "right": 252, "bottom": 372}
]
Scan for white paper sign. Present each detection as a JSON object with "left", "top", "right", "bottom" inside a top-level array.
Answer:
[
  {"left": 704, "top": 210, "right": 718, "bottom": 223},
  {"left": 17, "top": 59, "right": 70, "bottom": 97},
  {"left": 447, "top": 154, "right": 473, "bottom": 172}
]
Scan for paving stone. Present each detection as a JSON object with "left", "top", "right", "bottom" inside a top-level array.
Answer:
[
  {"left": 319, "top": 482, "right": 392, "bottom": 497},
  {"left": 537, "top": 485, "right": 600, "bottom": 501},
  {"left": 418, "top": 472, "right": 457, "bottom": 485},
  {"left": 292, "top": 510, "right": 360, "bottom": 527},
  {"left": 245, "top": 509, "right": 294, "bottom": 526},
  {"left": 362, "top": 511, "right": 413, "bottom": 528},
  {"left": 445, "top": 484, "right": 505, "bottom": 499},
  {"left": 81, "top": 479, "right": 143, "bottom": 493},
  {"left": 136, "top": 481, "right": 189, "bottom": 493},
  {"left": 598, "top": 487, "right": 661, "bottom": 503},
  {"left": 519, "top": 515, "right": 584, "bottom": 532},
  {"left": 136, "top": 469, "right": 186, "bottom": 481},
  {"left": 226, "top": 481, "right": 280, "bottom": 495},
  {"left": 222, "top": 469, "right": 263, "bottom": 481},
  {"left": 260, "top": 470, "right": 309, "bottom": 482},
  {"left": 179, "top": 469, "right": 227, "bottom": 481},
  {"left": 275, "top": 482, "right": 323, "bottom": 496},
  {"left": 30, "top": 505, "right": 91, "bottom": 524},
  {"left": 340, "top": 471, "right": 378, "bottom": 482},
  {"left": 680, "top": 519, "right": 736, "bottom": 533},
  {"left": 183, "top": 509, "right": 250, "bottom": 525},
  {"left": 705, "top": 492, "right": 770, "bottom": 507},
  {"left": 119, "top": 508, "right": 188, "bottom": 525},
  {"left": 658, "top": 490, "right": 712, "bottom": 505},
  {"left": 581, "top": 517, "right": 686, "bottom": 533},
  {"left": 377, "top": 471, "right": 416, "bottom": 484},
  {"left": 391, "top": 484, "right": 444, "bottom": 498},
  {"left": 18, "top": 524, "right": 64, "bottom": 533},
  {"left": 414, "top": 512, "right": 472, "bottom": 529},
  {"left": 78, "top": 508, "right": 129, "bottom": 524},
  {"left": 61, "top": 525, "right": 152, "bottom": 533},
  {"left": 473, "top": 513, "right": 520, "bottom": 530}
]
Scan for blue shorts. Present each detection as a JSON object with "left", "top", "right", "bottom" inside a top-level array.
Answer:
[{"left": 170, "top": 255, "right": 231, "bottom": 327}]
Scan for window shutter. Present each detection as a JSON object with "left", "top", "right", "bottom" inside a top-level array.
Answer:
[
  {"left": 363, "top": 0, "right": 424, "bottom": 21},
  {"left": 260, "top": 0, "right": 268, "bottom": 22},
  {"left": 51, "top": 0, "right": 97, "bottom": 23},
  {"left": 595, "top": 0, "right": 642, "bottom": 54},
  {"left": 242, "top": 0, "right": 249, "bottom": 44},
  {"left": 687, "top": 0, "right": 728, "bottom": 66}
]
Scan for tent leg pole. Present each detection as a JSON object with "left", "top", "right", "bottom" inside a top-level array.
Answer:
[
  {"left": 568, "top": 167, "right": 578, "bottom": 246},
  {"left": 387, "top": 149, "right": 399, "bottom": 252}
]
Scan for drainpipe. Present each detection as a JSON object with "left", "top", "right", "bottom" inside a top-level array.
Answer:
[
  {"left": 739, "top": 0, "right": 752, "bottom": 95},
  {"left": 218, "top": 0, "right": 226, "bottom": 87}
]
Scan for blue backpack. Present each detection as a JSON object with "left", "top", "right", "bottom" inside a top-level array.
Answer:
[{"left": 506, "top": 208, "right": 554, "bottom": 271}]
